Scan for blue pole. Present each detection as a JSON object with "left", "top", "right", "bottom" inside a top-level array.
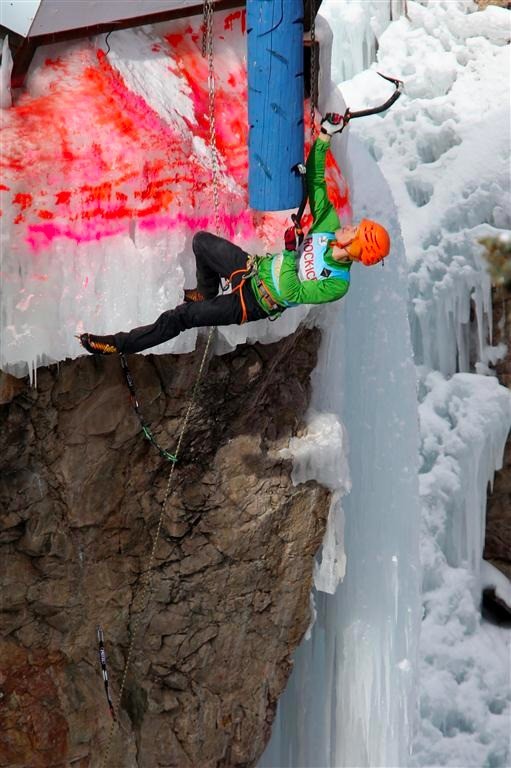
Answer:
[{"left": 247, "top": 0, "right": 304, "bottom": 212}]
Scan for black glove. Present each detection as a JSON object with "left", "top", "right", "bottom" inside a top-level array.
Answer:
[
  {"left": 320, "top": 113, "right": 345, "bottom": 136},
  {"left": 284, "top": 226, "right": 304, "bottom": 251},
  {"left": 284, "top": 226, "right": 297, "bottom": 251}
]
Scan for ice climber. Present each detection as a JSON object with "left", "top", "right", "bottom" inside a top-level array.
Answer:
[{"left": 79, "top": 113, "right": 390, "bottom": 356}]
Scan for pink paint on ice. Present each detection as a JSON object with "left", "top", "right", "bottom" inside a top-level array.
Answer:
[{"left": 2, "top": 13, "right": 350, "bottom": 256}]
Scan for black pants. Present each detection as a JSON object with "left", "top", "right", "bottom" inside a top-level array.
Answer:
[{"left": 113, "top": 231, "right": 271, "bottom": 354}]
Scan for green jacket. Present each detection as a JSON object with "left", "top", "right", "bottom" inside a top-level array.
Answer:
[{"left": 250, "top": 139, "right": 351, "bottom": 313}]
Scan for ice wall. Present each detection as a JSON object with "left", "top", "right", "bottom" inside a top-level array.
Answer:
[
  {"left": 325, "top": 2, "right": 511, "bottom": 766},
  {"left": 263, "top": 2, "right": 511, "bottom": 766},
  {"left": 260, "top": 136, "right": 422, "bottom": 768},
  {"left": 0, "top": 36, "right": 13, "bottom": 108},
  {"left": 415, "top": 368, "right": 511, "bottom": 767},
  {"left": 0, "top": 9, "right": 350, "bottom": 379},
  {"left": 319, "top": 0, "right": 407, "bottom": 83}
]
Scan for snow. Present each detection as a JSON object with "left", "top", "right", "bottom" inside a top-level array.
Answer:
[
  {"left": 481, "top": 559, "right": 511, "bottom": 611},
  {"left": 280, "top": 409, "right": 351, "bottom": 594},
  {"left": 415, "top": 369, "right": 511, "bottom": 766},
  {"left": 1, "top": 1, "right": 511, "bottom": 767},
  {"left": 338, "top": 1, "right": 510, "bottom": 376},
  {"left": 418, "top": 370, "right": 510, "bottom": 579}
]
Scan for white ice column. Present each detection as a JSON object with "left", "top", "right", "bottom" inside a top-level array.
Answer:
[{"left": 260, "top": 136, "right": 421, "bottom": 767}]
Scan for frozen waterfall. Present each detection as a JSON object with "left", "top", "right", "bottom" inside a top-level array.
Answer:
[
  {"left": 262, "top": 1, "right": 511, "bottom": 766},
  {"left": 260, "top": 136, "right": 422, "bottom": 768},
  {"left": 1, "top": 1, "right": 510, "bottom": 766}
]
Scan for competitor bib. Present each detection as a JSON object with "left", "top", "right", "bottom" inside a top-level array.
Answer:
[{"left": 297, "top": 232, "right": 351, "bottom": 282}]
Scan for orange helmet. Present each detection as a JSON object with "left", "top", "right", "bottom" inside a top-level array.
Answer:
[{"left": 348, "top": 219, "right": 390, "bottom": 266}]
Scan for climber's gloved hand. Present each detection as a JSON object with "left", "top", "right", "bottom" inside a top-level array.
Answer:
[
  {"left": 284, "top": 226, "right": 304, "bottom": 251},
  {"left": 320, "top": 113, "right": 345, "bottom": 136},
  {"left": 284, "top": 226, "right": 298, "bottom": 251}
]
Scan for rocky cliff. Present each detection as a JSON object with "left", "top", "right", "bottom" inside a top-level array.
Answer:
[
  {"left": 485, "top": 285, "right": 511, "bottom": 582},
  {"left": 0, "top": 327, "right": 330, "bottom": 767}
]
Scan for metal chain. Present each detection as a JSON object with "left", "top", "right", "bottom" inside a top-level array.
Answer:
[
  {"left": 310, "top": 1, "right": 318, "bottom": 141},
  {"left": 203, "top": 0, "right": 221, "bottom": 235},
  {"left": 99, "top": 4, "right": 221, "bottom": 764}
]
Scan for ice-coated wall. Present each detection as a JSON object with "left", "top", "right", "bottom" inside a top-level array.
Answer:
[
  {"left": 0, "top": 8, "right": 350, "bottom": 379},
  {"left": 319, "top": 0, "right": 407, "bottom": 83},
  {"left": 321, "top": 2, "right": 511, "bottom": 766},
  {"left": 260, "top": 136, "right": 422, "bottom": 768},
  {"left": 262, "top": 2, "right": 511, "bottom": 766},
  {"left": 414, "top": 368, "right": 511, "bottom": 767}
]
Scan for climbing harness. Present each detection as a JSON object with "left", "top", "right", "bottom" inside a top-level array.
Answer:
[
  {"left": 98, "top": 4, "right": 222, "bottom": 765},
  {"left": 252, "top": 272, "right": 282, "bottom": 315},
  {"left": 120, "top": 354, "right": 177, "bottom": 464},
  {"left": 221, "top": 252, "right": 284, "bottom": 318},
  {"left": 219, "top": 254, "right": 259, "bottom": 323},
  {"left": 290, "top": 72, "right": 403, "bottom": 235},
  {"left": 97, "top": 626, "right": 116, "bottom": 721}
]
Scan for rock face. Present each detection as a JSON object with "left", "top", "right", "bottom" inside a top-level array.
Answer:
[
  {"left": 485, "top": 286, "right": 511, "bottom": 580},
  {"left": 475, "top": 0, "right": 510, "bottom": 8},
  {"left": 0, "top": 327, "right": 330, "bottom": 767}
]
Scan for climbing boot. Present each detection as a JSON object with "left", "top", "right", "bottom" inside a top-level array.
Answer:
[
  {"left": 184, "top": 288, "right": 206, "bottom": 303},
  {"left": 78, "top": 333, "right": 118, "bottom": 355}
]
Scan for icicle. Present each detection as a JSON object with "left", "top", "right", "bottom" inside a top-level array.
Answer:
[{"left": 0, "top": 36, "right": 13, "bottom": 109}]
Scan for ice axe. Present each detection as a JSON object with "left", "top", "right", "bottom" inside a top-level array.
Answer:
[
  {"left": 342, "top": 72, "right": 403, "bottom": 123},
  {"left": 291, "top": 73, "right": 403, "bottom": 231}
]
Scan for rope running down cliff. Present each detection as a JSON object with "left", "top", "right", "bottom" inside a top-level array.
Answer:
[{"left": 99, "top": 4, "right": 220, "bottom": 763}]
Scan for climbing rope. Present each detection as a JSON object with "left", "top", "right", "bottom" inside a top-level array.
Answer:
[
  {"left": 99, "top": 331, "right": 214, "bottom": 766},
  {"left": 98, "top": 5, "right": 222, "bottom": 765},
  {"left": 120, "top": 355, "right": 178, "bottom": 464}
]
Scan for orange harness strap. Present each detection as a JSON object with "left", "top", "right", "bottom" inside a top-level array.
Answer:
[
  {"left": 225, "top": 256, "right": 282, "bottom": 323},
  {"left": 229, "top": 268, "right": 250, "bottom": 324},
  {"left": 224, "top": 256, "right": 258, "bottom": 324}
]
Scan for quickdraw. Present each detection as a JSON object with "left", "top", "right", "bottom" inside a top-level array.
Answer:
[
  {"left": 291, "top": 72, "right": 403, "bottom": 234},
  {"left": 97, "top": 626, "right": 116, "bottom": 721},
  {"left": 120, "top": 354, "right": 178, "bottom": 464}
]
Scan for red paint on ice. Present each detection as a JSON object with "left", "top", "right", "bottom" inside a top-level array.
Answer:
[
  {"left": 56, "top": 191, "right": 71, "bottom": 205},
  {"left": 224, "top": 10, "right": 246, "bottom": 34},
  {"left": 1, "top": 13, "right": 350, "bottom": 256},
  {"left": 13, "top": 193, "right": 33, "bottom": 210}
]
